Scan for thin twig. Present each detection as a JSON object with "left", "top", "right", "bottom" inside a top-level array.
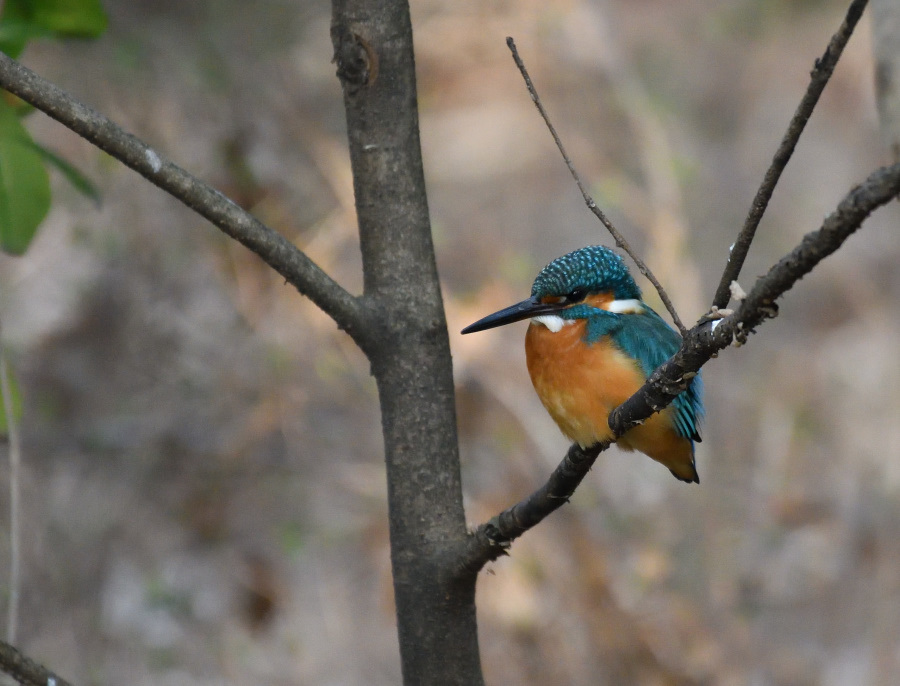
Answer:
[
  {"left": 711, "top": 0, "right": 869, "bottom": 309},
  {"left": 460, "top": 161, "right": 900, "bottom": 573},
  {"left": 0, "top": 52, "right": 369, "bottom": 347},
  {"left": 0, "top": 639, "right": 75, "bottom": 686},
  {"left": 0, "top": 326, "right": 19, "bottom": 645},
  {"left": 506, "top": 36, "right": 687, "bottom": 334}
]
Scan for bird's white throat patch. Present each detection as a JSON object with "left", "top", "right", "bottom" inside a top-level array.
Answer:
[
  {"left": 532, "top": 299, "right": 644, "bottom": 332},
  {"left": 531, "top": 315, "right": 573, "bottom": 333},
  {"left": 607, "top": 299, "right": 644, "bottom": 314}
]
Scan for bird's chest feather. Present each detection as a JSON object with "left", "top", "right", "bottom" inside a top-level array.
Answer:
[{"left": 525, "top": 319, "right": 645, "bottom": 446}]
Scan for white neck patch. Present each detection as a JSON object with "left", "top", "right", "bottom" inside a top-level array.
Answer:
[
  {"left": 532, "top": 299, "right": 644, "bottom": 332},
  {"left": 607, "top": 299, "right": 644, "bottom": 314},
  {"left": 531, "top": 315, "right": 574, "bottom": 333}
]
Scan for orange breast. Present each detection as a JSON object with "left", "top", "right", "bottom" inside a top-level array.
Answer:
[{"left": 525, "top": 319, "right": 697, "bottom": 481}]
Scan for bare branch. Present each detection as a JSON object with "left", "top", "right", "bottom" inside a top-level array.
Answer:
[
  {"left": 0, "top": 53, "right": 369, "bottom": 346},
  {"left": 506, "top": 37, "right": 687, "bottom": 335},
  {"left": 461, "top": 161, "right": 900, "bottom": 572},
  {"left": 0, "top": 639, "right": 75, "bottom": 686},
  {"left": 331, "top": 3, "right": 483, "bottom": 682},
  {"left": 711, "top": 0, "right": 869, "bottom": 310},
  {"left": 457, "top": 442, "right": 605, "bottom": 575},
  {"left": 614, "top": 164, "right": 900, "bottom": 434}
]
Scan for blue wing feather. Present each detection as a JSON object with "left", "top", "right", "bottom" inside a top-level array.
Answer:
[{"left": 582, "top": 305, "right": 703, "bottom": 442}]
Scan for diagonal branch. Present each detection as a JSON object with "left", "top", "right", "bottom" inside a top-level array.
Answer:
[
  {"left": 506, "top": 37, "right": 687, "bottom": 335},
  {"left": 460, "top": 161, "right": 900, "bottom": 574},
  {"left": 0, "top": 53, "right": 369, "bottom": 346},
  {"left": 710, "top": 0, "right": 869, "bottom": 310},
  {"left": 0, "top": 639, "right": 75, "bottom": 686},
  {"left": 613, "top": 162, "right": 900, "bottom": 434},
  {"left": 461, "top": 442, "right": 606, "bottom": 568}
]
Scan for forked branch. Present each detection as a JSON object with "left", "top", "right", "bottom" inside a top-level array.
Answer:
[
  {"left": 460, "top": 1, "right": 877, "bottom": 573},
  {"left": 0, "top": 53, "right": 368, "bottom": 346},
  {"left": 710, "top": 0, "right": 869, "bottom": 309},
  {"left": 461, "top": 161, "right": 900, "bottom": 573}
]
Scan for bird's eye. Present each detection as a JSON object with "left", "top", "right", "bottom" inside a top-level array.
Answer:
[{"left": 566, "top": 288, "right": 588, "bottom": 303}]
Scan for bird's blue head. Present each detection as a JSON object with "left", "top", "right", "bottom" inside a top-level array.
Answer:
[
  {"left": 531, "top": 246, "right": 641, "bottom": 301},
  {"left": 461, "top": 246, "right": 641, "bottom": 334}
]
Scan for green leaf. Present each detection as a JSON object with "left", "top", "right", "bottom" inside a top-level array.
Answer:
[
  {"left": 0, "top": 101, "right": 51, "bottom": 255},
  {"left": 0, "top": 362, "right": 23, "bottom": 437},
  {"left": 29, "top": 0, "right": 107, "bottom": 37},
  {"left": 0, "top": 19, "right": 39, "bottom": 58},
  {"left": 30, "top": 141, "right": 101, "bottom": 204},
  {"left": 0, "top": 0, "right": 107, "bottom": 56}
]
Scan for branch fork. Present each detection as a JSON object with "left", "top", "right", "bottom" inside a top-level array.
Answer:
[{"left": 461, "top": 0, "right": 882, "bottom": 574}]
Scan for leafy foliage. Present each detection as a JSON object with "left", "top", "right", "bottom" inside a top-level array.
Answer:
[
  {"left": 0, "top": 100, "right": 50, "bottom": 254},
  {"left": 0, "top": 0, "right": 107, "bottom": 58},
  {"left": 0, "top": 0, "right": 106, "bottom": 255}
]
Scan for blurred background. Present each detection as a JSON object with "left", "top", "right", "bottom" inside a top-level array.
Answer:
[{"left": 0, "top": 0, "right": 897, "bottom": 684}]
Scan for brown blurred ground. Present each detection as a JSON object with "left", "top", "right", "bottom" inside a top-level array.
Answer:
[{"left": 0, "top": 0, "right": 898, "bottom": 684}]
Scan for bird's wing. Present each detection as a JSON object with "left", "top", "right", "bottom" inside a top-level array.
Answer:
[{"left": 610, "top": 308, "right": 703, "bottom": 442}]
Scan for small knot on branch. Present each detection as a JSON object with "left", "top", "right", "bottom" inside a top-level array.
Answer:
[
  {"left": 332, "top": 27, "right": 376, "bottom": 89},
  {"left": 482, "top": 518, "right": 512, "bottom": 550}
]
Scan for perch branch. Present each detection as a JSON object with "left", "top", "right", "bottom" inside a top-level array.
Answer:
[
  {"left": 0, "top": 53, "right": 369, "bottom": 345},
  {"left": 506, "top": 37, "right": 687, "bottom": 334},
  {"left": 711, "top": 0, "right": 869, "bottom": 309},
  {"left": 460, "top": 161, "right": 900, "bottom": 574},
  {"left": 466, "top": 442, "right": 605, "bottom": 559},
  {"left": 0, "top": 639, "right": 75, "bottom": 686}
]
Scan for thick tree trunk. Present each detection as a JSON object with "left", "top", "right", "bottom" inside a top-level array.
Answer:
[{"left": 330, "top": 1, "right": 484, "bottom": 683}]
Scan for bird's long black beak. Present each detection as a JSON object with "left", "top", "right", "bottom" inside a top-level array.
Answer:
[{"left": 461, "top": 296, "right": 566, "bottom": 334}]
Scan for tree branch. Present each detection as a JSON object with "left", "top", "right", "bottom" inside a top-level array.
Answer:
[
  {"left": 0, "top": 639, "right": 75, "bottom": 686},
  {"left": 461, "top": 161, "right": 900, "bottom": 573},
  {"left": 506, "top": 37, "right": 687, "bottom": 334},
  {"left": 0, "top": 52, "right": 369, "bottom": 345},
  {"left": 457, "top": 442, "right": 605, "bottom": 576},
  {"left": 710, "top": 0, "right": 869, "bottom": 309},
  {"left": 331, "top": 2, "right": 482, "bottom": 684},
  {"left": 617, "top": 162, "right": 900, "bottom": 434}
]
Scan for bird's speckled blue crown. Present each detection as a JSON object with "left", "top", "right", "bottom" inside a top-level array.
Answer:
[{"left": 531, "top": 246, "right": 641, "bottom": 300}]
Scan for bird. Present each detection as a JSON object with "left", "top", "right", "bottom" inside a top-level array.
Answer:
[{"left": 461, "top": 245, "right": 703, "bottom": 483}]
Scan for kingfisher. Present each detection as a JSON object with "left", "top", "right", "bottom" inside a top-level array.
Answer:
[{"left": 462, "top": 245, "right": 703, "bottom": 483}]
